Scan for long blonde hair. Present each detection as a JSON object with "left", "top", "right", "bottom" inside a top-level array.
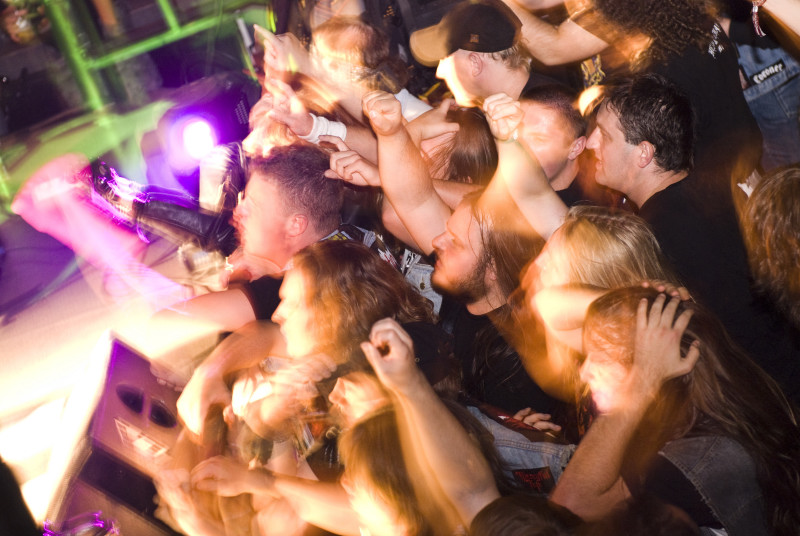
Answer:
[{"left": 547, "top": 205, "right": 679, "bottom": 289}]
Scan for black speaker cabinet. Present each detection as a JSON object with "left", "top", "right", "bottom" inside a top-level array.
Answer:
[{"left": 47, "top": 338, "right": 183, "bottom": 535}]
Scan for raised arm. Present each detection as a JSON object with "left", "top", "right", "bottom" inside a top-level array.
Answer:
[
  {"left": 500, "top": 0, "right": 609, "bottom": 65},
  {"left": 551, "top": 294, "right": 700, "bottom": 519},
  {"left": 763, "top": 0, "right": 800, "bottom": 37},
  {"left": 482, "top": 93, "right": 568, "bottom": 240},
  {"left": 363, "top": 91, "right": 452, "bottom": 255},
  {"left": 362, "top": 318, "right": 500, "bottom": 526}
]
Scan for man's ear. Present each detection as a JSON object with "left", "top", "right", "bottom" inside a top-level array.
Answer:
[
  {"left": 568, "top": 136, "right": 587, "bottom": 161},
  {"left": 287, "top": 213, "right": 309, "bottom": 237},
  {"left": 637, "top": 140, "right": 656, "bottom": 168},
  {"left": 469, "top": 52, "right": 483, "bottom": 76},
  {"left": 485, "top": 258, "right": 498, "bottom": 283}
]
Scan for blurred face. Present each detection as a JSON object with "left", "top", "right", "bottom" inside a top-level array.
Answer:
[
  {"left": 585, "top": 104, "right": 637, "bottom": 195},
  {"left": 311, "top": 37, "right": 360, "bottom": 90},
  {"left": 328, "top": 372, "right": 388, "bottom": 426},
  {"left": 532, "top": 229, "right": 571, "bottom": 290},
  {"left": 580, "top": 342, "right": 630, "bottom": 414},
  {"left": 233, "top": 176, "right": 291, "bottom": 265},
  {"left": 436, "top": 51, "right": 480, "bottom": 106},
  {"left": 431, "top": 203, "right": 488, "bottom": 303},
  {"left": 520, "top": 102, "right": 580, "bottom": 187},
  {"left": 271, "top": 268, "right": 319, "bottom": 357}
]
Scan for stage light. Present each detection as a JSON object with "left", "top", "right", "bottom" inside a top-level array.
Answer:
[
  {"left": 182, "top": 117, "right": 218, "bottom": 161},
  {"left": 141, "top": 71, "right": 261, "bottom": 197}
]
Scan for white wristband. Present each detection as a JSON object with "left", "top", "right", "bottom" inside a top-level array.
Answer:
[{"left": 298, "top": 114, "right": 348, "bottom": 144}]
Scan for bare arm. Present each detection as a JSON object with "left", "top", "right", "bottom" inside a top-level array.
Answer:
[
  {"left": 551, "top": 295, "right": 701, "bottom": 519},
  {"left": 176, "top": 320, "right": 285, "bottom": 436},
  {"left": 193, "top": 457, "right": 361, "bottom": 535},
  {"left": 362, "top": 319, "right": 501, "bottom": 526},
  {"left": 144, "top": 288, "right": 257, "bottom": 364},
  {"left": 433, "top": 180, "right": 482, "bottom": 209},
  {"left": 763, "top": 0, "right": 800, "bottom": 37},
  {"left": 501, "top": 0, "right": 609, "bottom": 65},
  {"left": 482, "top": 93, "right": 568, "bottom": 240},
  {"left": 364, "top": 91, "right": 452, "bottom": 255},
  {"left": 532, "top": 285, "right": 604, "bottom": 351}
]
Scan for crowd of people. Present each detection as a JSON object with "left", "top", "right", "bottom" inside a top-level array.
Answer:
[{"left": 69, "top": 0, "right": 800, "bottom": 534}]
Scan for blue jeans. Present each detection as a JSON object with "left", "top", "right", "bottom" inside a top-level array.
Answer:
[
  {"left": 467, "top": 406, "right": 575, "bottom": 484},
  {"left": 737, "top": 42, "right": 800, "bottom": 171}
]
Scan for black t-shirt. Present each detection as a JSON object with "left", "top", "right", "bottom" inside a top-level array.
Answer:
[
  {"left": 445, "top": 302, "right": 561, "bottom": 416},
  {"left": 649, "top": 24, "right": 761, "bottom": 193},
  {"left": 639, "top": 178, "right": 800, "bottom": 404},
  {"left": 570, "top": 6, "right": 761, "bottom": 187}
]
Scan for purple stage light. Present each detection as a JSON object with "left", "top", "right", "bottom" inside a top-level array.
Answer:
[
  {"left": 181, "top": 117, "right": 218, "bottom": 160},
  {"left": 164, "top": 114, "right": 218, "bottom": 174}
]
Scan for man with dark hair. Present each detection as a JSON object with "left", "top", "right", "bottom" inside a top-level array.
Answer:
[
  {"left": 586, "top": 73, "right": 800, "bottom": 403},
  {"left": 408, "top": 0, "right": 563, "bottom": 107},
  {"left": 498, "top": 0, "right": 761, "bottom": 193}
]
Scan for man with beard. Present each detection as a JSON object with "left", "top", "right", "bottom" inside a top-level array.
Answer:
[{"left": 355, "top": 90, "right": 564, "bottom": 418}]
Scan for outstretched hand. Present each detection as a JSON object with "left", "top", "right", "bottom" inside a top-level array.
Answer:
[
  {"left": 361, "top": 318, "right": 424, "bottom": 396},
  {"left": 482, "top": 93, "right": 523, "bottom": 141},
  {"left": 363, "top": 91, "right": 404, "bottom": 137},
  {"left": 631, "top": 294, "right": 700, "bottom": 397},
  {"left": 323, "top": 136, "right": 381, "bottom": 187}
]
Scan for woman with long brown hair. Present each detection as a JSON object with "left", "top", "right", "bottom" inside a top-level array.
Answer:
[{"left": 552, "top": 287, "right": 800, "bottom": 535}]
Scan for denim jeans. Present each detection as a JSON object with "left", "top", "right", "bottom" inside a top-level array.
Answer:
[
  {"left": 467, "top": 406, "right": 576, "bottom": 484},
  {"left": 737, "top": 42, "right": 800, "bottom": 171}
]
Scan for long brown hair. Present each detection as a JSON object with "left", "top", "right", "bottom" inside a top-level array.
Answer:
[
  {"left": 292, "top": 240, "right": 434, "bottom": 366},
  {"left": 338, "top": 408, "right": 433, "bottom": 536},
  {"left": 585, "top": 287, "right": 800, "bottom": 536}
]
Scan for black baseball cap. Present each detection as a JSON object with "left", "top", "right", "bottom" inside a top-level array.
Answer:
[{"left": 410, "top": 0, "right": 522, "bottom": 67}]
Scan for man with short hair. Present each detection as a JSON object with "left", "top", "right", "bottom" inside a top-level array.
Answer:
[
  {"left": 586, "top": 73, "right": 800, "bottom": 404},
  {"left": 409, "top": 0, "right": 562, "bottom": 107},
  {"left": 516, "top": 84, "right": 608, "bottom": 207},
  {"left": 144, "top": 143, "right": 390, "bottom": 364}
]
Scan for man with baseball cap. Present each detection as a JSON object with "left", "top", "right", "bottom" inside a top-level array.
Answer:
[{"left": 410, "top": 0, "right": 560, "bottom": 106}]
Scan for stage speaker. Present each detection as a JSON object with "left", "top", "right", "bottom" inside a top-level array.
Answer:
[{"left": 47, "top": 338, "right": 183, "bottom": 535}]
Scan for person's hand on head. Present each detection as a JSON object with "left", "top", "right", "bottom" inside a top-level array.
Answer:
[
  {"left": 406, "top": 98, "right": 460, "bottom": 144},
  {"left": 641, "top": 280, "right": 691, "bottom": 301},
  {"left": 323, "top": 136, "right": 381, "bottom": 187},
  {"left": 631, "top": 294, "right": 700, "bottom": 398},
  {"left": 363, "top": 91, "right": 404, "bottom": 137},
  {"left": 361, "top": 318, "right": 425, "bottom": 396},
  {"left": 483, "top": 93, "right": 523, "bottom": 141}
]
